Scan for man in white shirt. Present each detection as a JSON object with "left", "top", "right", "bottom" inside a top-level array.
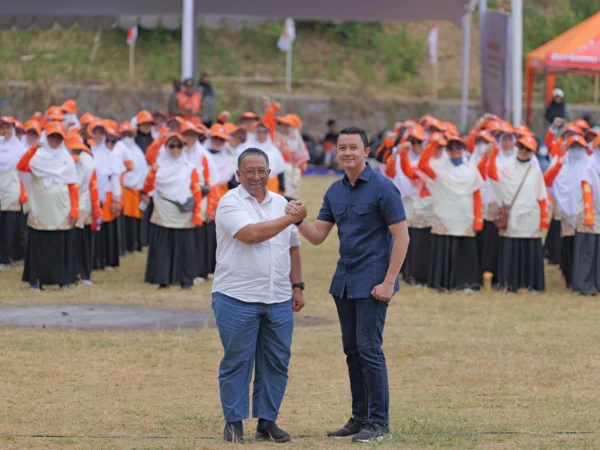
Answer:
[{"left": 212, "top": 148, "right": 306, "bottom": 444}]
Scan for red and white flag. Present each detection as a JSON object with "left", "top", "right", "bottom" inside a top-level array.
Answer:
[
  {"left": 277, "top": 18, "right": 296, "bottom": 53},
  {"left": 127, "top": 26, "right": 138, "bottom": 46},
  {"left": 428, "top": 21, "right": 438, "bottom": 64}
]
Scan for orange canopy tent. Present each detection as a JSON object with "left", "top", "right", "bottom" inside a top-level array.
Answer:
[{"left": 525, "top": 11, "right": 600, "bottom": 125}]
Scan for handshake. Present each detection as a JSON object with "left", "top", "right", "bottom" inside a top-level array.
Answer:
[{"left": 285, "top": 200, "right": 308, "bottom": 223}]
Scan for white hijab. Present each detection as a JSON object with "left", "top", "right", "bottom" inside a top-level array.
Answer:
[
  {"left": 436, "top": 156, "right": 485, "bottom": 199},
  {"left": 92, "top": 139, "right": 126, "bottom": 201},
  {"left": 393, "top": 149, "right": 420, "bottom": 200},
  {"left": 154, "top": 147, "right": 194, "bottom": 204},
  {"left": 120, "top": 138, "right": 148, "bottom": 190},
  {"left": 0, "top": 126, "right": 26, "bottom": 174},
  {"left": 28, "top": 141, "right": 78, "bottom": 188},
  {"left": 183, "top": 141, "right": 220, "bottom": 187},
  {"left": 583, "top": 148, "right": 600, "bottom": 211},
  {"left": 549, "top": 147, "right": 589, "bottom": 222}
]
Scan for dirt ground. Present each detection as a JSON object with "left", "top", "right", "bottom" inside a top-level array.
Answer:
[{"left": 1, "top": 175, "right": 600, "bottom": 449}]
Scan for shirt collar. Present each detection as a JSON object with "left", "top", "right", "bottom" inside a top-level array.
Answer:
[
  {"left": 343, "top": 163, "right": 372, "bottom": 186},
  {"left": 238, "top": 184, "right": 273, "bottom": 204}
]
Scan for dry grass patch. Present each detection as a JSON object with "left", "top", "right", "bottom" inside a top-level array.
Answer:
[{"left": 1, "top": 176, "right": 600, "bottom": 449}]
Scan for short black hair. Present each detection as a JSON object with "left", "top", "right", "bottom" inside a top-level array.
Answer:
[
  {"left": 339, "top": 126, "right": 369, "bottom": 149},
  {"left": 327, "top": 119, "right": 336, "bottom": 127},
  {"left": 238, "top": 148, "right": 269, "bottom": 169}
]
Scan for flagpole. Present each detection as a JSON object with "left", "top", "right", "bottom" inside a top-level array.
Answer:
[
  {"left": 286, "top": 45, "right": 293, "bottom": 93},
  {"left": 432, "top": 60, "right": 438, "bottom": 100},
  {"left": 129, "top": 43, "right": 135, "bottom": 81}
]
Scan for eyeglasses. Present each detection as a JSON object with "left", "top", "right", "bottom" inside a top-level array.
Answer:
[
  {"left": 447, "top": 145, "right": 463, "bottom": 150},
  {"left": 240, "top": 169, "right": 269, "bottom": 178},
  {"left": 408, "top": 139, "right": 423, "bottom": 145},
  {"left": 169, "top": 144, "right": 183, "bottom": 149},
  {"left": 106, "top": 138, "right": 118, "bottom": 145}
]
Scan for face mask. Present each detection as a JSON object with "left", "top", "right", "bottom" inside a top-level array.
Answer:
[
  {"left": 450, "top": 157, "right": 463, "bottom": 167},
  {"left": 0, "top": 136, "right": 5, "bottom": 142},
  {"left": 567, "top": 147, "right": 587, "bottom": 162},
  {"left": 123, "top": 137, "right": 134, "bottom": 145},
  {"left": 474, "top": 143, "right": 487, "bottom": 155},
  {"left": 538, "top": 146, "right": 548, "bottom": 157}
]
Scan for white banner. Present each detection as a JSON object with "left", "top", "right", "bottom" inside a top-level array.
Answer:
[{"left": 480, "top": 11, "right": 511, "bottom": 120}]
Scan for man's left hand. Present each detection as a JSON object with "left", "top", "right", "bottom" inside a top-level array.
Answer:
[
  {"left": 371, "top": 282, "right": 394, "bottom": 302},
  {"left": 292, "top": 289, "right": 305, "bottom": 312}
]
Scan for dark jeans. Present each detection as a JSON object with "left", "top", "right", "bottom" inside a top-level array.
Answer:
[{"left": 333, "top": 295, "right": 389, "bottom": 426}]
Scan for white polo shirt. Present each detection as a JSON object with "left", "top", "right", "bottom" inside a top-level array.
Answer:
[{"left": 212, "top": 185, "right": 300, "bottom": 304}]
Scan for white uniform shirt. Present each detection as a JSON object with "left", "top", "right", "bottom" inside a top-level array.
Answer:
[{"left": 212, "top": 185, "right": 300, "bottom": 304}]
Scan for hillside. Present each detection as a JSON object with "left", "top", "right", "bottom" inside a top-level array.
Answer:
[{"left": 0, "top": 1, "right": 598, "bottom": 104}]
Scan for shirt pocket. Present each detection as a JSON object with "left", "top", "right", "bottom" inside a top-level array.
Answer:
[
  {"left": 331, "top": 203, "right": 348, "bottom": 223},
  {"left": 355, "top": 203, "right": 379, "bottom": 230}
]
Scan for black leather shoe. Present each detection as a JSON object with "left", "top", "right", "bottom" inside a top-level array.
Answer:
[
  {"left": 223, "top": 421, "right": 244, "bottom": 443},
  {"left": 255, "top": 419, "right": 291, "bottom": 443}
]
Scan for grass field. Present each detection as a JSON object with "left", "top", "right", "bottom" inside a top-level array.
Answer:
[{"left": 1, "top": 175, "right": 600, "bottom": 449}]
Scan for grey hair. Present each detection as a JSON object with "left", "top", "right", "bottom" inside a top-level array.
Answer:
[{"left": 238, "top": 148, "right": 269, "bottom": 168}]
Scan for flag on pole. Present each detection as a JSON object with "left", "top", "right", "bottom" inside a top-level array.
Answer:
[
  {"left": 428, "top": 21, "right": 438, "bottom": 64},
  {"left": 277, "top": 18, "right": 296, "bottom": 52},
  {"left": 127, "top": 26, "right": 138, "bottom": 46}
]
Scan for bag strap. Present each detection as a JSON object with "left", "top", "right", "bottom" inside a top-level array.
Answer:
[{"left": 508, "top": 164, "right": 532, "bottom": 209}]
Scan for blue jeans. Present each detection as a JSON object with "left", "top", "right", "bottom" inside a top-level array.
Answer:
[
  {"left": 333, "top": 295, "right": 389, "bottom": 426},
  {"left": 212, "top": 292, "right": 294, "bottom": 423}
]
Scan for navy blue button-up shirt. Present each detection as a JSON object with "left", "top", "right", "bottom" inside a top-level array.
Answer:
[{"left": 317, "top": 163, "right": 406, "bottom": 299}]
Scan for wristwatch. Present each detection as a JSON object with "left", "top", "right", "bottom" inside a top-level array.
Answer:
[{"left": 292, "top": 282, "right": 305, "bottom": 291}]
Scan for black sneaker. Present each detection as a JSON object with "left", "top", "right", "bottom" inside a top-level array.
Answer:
[
  {"left": 255, "top": 420, "right": 291, "bottom": 443},
  {"left": 327, "top": 417, "right": 363, "bottom": 438},
  {"left": 223, "top": 421, "right": 244, "bottom": 443},
  {"left": 352, "top": 422, "right": 392, "bottom": 443}
]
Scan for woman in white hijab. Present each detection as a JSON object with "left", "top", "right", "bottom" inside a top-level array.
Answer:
[
  {"left": 143, "top": 134, "right": 203, "bottom": 289},
  {"left": 487, "top": 135, "right": 549, "bottom": 292},
  {"left": 573, "top": 135, "right": 600, "bottom": 294},
  {"left": 0, "top": 117, "right": 28, "bottom": 269},
  {"left": 419, "top": 135, "right": 485, "bottom": 291},
  {"left": 545, "top": 134, "right": 589, "bottom": 287},
  {"left": 90, "top": 121, "right": 126, "bottom": 270},
  {"left": 17, "top": 122, "right": 79, "bottom": 290},
  {"left": 117, "top": 121, "right": 147, "bottom": 253}
]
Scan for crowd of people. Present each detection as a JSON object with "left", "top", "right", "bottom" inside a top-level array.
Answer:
[
  {"left": 0, "top": 96, "right": 309, "bottom": 290},
  {"left": 376, "top": 112, "right": 600, "bottom": 294}
]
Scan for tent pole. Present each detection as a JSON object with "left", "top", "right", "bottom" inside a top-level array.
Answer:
[
  {"left": 181, "top": 0, "right": 195, "bottom": 80},
  {"left": 511, "top": 0, "right": 523, "bottom": 125},
  {"left": 459, "top": 12, "right": 472, "bottom": 133}
]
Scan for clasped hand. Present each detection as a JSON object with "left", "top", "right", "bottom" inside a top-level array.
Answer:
[{"left": 285, "top": 200, "right": 307, "bottom": 222}]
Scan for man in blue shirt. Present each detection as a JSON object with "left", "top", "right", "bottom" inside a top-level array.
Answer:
[{"left": 286, "top": 126, "right": 409, "bottom": 442}]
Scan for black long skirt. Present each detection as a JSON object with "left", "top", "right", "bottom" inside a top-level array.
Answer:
[
  {"left": 22, "top": 227, "right": 78, "bottom": 287},
  {"left": 193, "top": 225, "right": 208, "bottom": 279},
  {"left": 560, "top": 235, "right": 575, "bottom": 288},
  {"left": 145, "top": 225, "right": 196, "bottom": 287},
  {"left": 140, "top": 199, "right": 154, "bottom": 248},
  {"left": 205, "top": 221, "right": 217, "bottom": 275},
  {"left": 93, "top": 219, "right": 120, "bottom": 270},
  {"left": 75, "top": 225, "right": 93, "bottom": 281},
  {"left": 124, "top": 216, "right": 142, "bottom": 253},
  {"left": 544, "top": 219, "right": 562, "bottom": 264},
  {"left": 572, "top": 233, "right": 600, "bottom": 295},
  {"left": 0, "top": 210, "right": 26, "bottom": 264},
  {"left": 404, "top": 227, "right": 432, "bottom": 285},
  {"left": 428, "top": 234, "right": 480, "bottom": 291},
  {"left": 117, "top": 214, "right": 126, "bottom": 257},
  {"left": 497, "top": 237, "right": 545, "bottom": 292},
  {"left": 478, "top": 220, "right": 500, "bottom": 281}
]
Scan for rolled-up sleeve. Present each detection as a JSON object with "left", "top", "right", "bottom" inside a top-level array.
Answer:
[
  {"left": 216, "top": 196, "right": 254, "bottom": 237},
  {"left": 316, "top": 191, "right": 335, "bottom": 223},
  {"left": 379, "top": 180, "right": 406, "bottom": 226}
]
